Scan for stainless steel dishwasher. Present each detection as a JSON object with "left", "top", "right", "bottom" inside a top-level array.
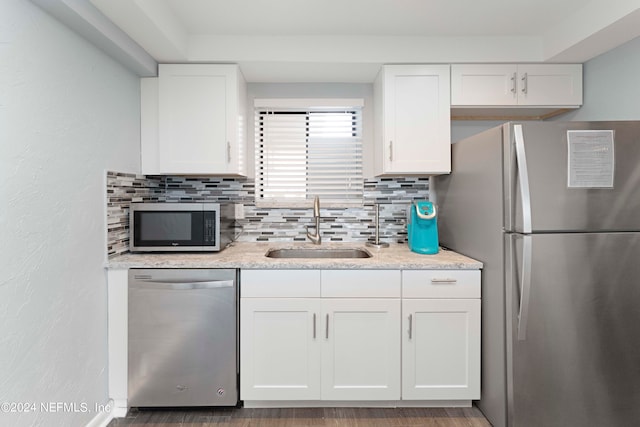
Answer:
[{"left": 128, "top": 269, "right": 238, "bottom": 407}]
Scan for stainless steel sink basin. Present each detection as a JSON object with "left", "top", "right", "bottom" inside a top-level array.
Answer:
[{"left": 265, "top": 248, "right": 372, "bottom": 259}]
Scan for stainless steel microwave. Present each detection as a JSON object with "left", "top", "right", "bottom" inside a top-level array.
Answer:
[{"left": 129, "top": 203, "right": 235, "bottom": 252}]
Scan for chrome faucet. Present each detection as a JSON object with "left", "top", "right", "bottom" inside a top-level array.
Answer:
[{"left": 306, "top": 196, "right": 322, "bottom": 245}]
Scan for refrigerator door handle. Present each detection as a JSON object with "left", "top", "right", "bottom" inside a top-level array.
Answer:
[
  {"left": 517, "top": 235, "right": 533, "bottom": 340},
  {"left": 513, "top": 124, "right": 532, "bottom": 233}
]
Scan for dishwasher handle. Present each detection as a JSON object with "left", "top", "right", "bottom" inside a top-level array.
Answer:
[{"left": 131, "top": 279, "right": 235, "bottom": 291}]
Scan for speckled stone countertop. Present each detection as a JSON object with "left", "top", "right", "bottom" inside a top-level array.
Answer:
[{"left": 107, "top": 242, "right": 482, "bottom": 270}]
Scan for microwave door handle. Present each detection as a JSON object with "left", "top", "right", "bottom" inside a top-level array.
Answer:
[
  {"left": 205, "top": 212, "right": 216, "bottom": 243},
  {"left": 131, "top": 280, "right": 234, "bottom": 291}
]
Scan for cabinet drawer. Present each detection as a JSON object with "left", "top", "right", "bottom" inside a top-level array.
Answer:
[
  {"left": 402, "top": 270, "right": 480, "bottom": 298},
  {"left": 322, "top": 270, "right": 401, "bottom": 298},
  {"left": 241, "top": 269, "right": 321, "bottom": 297}
]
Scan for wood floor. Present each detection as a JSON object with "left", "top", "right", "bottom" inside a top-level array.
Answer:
[{"left": 107, "top": 406, "right": 492, "bottom": 427}]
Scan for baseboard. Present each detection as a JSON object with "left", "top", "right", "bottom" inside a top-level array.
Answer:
[
  {"left": 84, "top": 399, "right": 116, "bottom": 427},
  {"left": 243, "top": 400, "right": 472, "bottom": 408}
]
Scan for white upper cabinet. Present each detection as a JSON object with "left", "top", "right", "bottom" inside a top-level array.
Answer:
[
  {"left": 141, "top": 64, "right": 247, "bottom": 176},
  {"left": 374, "top": 65, "right": 451, "bottom": 176},
  {"left": 451, "top": 64, "right": 519, "bottom": 106},
  {"left": 451, "top": 64, "right": 582, "bottom": 107},
  {"left": 516, "top": 64, "right": 583, "bottom": 106}
]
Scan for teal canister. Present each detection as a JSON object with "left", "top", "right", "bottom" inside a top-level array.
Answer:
[{"left": 407, "top": 201, "right": 439, "bottom": 254}]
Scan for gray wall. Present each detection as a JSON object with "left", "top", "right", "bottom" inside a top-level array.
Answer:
[
  {"left": 562, "top": 35, "right": 640, "bottom": 121},
  {"left": 0, "top": 1, "right": 140, "bottom": 425}
]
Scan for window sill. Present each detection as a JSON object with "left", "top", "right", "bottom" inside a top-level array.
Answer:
[{"left": 255, "top": 201, "right": 365, "bottom": 209}]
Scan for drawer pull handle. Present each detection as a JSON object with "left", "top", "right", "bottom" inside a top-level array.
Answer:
[
  {"left": 431, "top": 278, "right": 457, "bottom": 284},
  {"left": 408, "top": 314, "right": 413, "bottom": 340}
]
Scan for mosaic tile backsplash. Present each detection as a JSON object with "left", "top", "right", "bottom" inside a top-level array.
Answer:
[
  {"left": 106, "top": 171, "right": 430, "bottom": 257},
  {"left": 106, "top": 171, "right": 164, "bottom": 257}
]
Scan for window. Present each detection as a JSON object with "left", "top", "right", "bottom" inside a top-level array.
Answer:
[{"left": 255, "top": 99, "right": 364, "bottom": 207}]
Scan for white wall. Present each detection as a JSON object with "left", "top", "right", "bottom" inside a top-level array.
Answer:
[
  {"left": 0, "top": 1, "right": 140, "bottom": 426},
  {"left": 562, "top": 35, "right": 640, "bottom": 120}
]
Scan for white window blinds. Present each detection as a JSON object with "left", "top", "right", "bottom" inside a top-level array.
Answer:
[{"left": 255, "top": 100, "right": 364, "bottom": 207}]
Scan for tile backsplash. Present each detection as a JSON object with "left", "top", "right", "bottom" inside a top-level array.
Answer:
[
  {"left": 106, "top": 172, "right": 429, "bottom": 257},
  {"left": 106, "top": 171, "right": 164, "bottom": 257}
]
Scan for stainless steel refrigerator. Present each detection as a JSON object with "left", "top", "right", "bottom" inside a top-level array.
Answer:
[{"left": 435, "top": 121, "right": 640, "bottom": 427}]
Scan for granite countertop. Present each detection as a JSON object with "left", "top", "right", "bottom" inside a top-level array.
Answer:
[{"left": 107, "top": 241, "right": 482, "bottom": 270}]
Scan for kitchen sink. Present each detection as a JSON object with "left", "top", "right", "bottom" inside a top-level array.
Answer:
[{"left": 265, "top": 247, "right": 372, "bottom": 259}]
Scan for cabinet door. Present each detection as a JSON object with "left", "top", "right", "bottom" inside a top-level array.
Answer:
[
  {"left": 240, "top": 298, "right": 321, "bottom": 400},
  {"left": 380, "top": 65, "right": 451, "bottom": 175},
  {"left": 321, "top": 299, "right": 401, "bottom": 400},
  {"left": 158, "top": 64, "right": 236, "bottom": 174},
  {"left": 402, "top": 299, "right": 480, "bottom": 400},
  {"left": 517, "top": 64, "right": 582, "bottom": 106},
  {"left": 451, "top": 64, "right": 518, "bottom": 106}
]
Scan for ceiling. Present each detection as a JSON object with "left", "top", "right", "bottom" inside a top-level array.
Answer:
[
  {"left": 77, "top": 0, "right": 640, "bottom": 81},
  {"left": 160, "top": 0, "right": 583, "bottom": 37}
]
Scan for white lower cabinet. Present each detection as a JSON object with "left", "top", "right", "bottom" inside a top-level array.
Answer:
[
  {"left": 241, "top": 269, "right": 401, "bottom": 402},
  {"left": 240, "top": 268, "right": 480, "bottom": 404},
  {"left": 402, "top": 299, "right": 480, "bottom": 400},
  {"left": 401, "top": 270, "right": 481, "bottom": 401},
  {"left": 240, "top": 298, "right": 321, "bottom": 400},
  {"left": 321, "top": 298, "right": 401, "bottom": 400}
]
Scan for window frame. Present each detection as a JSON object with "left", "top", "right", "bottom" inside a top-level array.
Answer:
[{"left": 254, "top": 98, "right": 365, "bottom": 208}]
